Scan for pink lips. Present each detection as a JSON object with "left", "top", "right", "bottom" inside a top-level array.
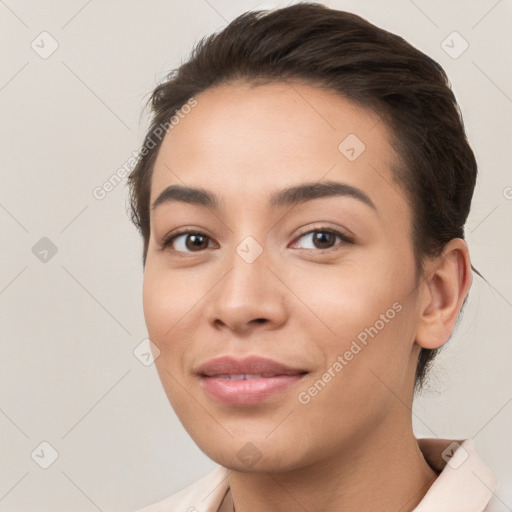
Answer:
[{"left": 196, "top": 355, "right": 307, "bottom": 405}]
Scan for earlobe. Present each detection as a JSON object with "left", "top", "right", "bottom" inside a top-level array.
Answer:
[{"left": 415, "top": 238, "right": 472, "bottom": 350}]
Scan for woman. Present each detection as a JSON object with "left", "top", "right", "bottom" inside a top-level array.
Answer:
[{"left": 128, "top": 3, "right": 500, "bottom": 511}]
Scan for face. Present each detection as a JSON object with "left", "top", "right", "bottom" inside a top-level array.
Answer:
[{"left": 143, "top": 81, "right": 424, "bottom": 472}]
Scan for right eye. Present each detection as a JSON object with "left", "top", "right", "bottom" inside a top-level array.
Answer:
[{"left": 161, "top": 231, "right": 217, "bottom": 254}]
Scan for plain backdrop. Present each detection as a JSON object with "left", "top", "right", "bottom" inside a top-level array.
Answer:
[{"left": 0, "top": 1, "right": 511, "bottom": 510}]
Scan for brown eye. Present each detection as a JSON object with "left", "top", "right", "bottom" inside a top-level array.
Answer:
[
  {"left": 293, "top": 228, "right": 353, "bottom": 251},
  {"left": 184, "top": 234, "right": 210, "bottom": 251},
  {"left": 312, "top": 231, "right": 337, "bottom": 249},
  {"left": 162, "top": 232, "right": 213, "bottom": 253}
]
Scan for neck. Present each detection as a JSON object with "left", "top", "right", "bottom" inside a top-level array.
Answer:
[{"left": 228, "top": 421, "right": 438, "bottom": 512}]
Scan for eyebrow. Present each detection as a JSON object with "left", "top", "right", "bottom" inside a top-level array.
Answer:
[{"left": 151, "top": 180, "right": 377, "bottom": 212}]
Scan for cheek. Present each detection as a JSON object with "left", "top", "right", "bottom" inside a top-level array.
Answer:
[
  {"left": 142, "top": 269, "right": 203, "bottom": 414},
  {"left": 292, "top": 258, "right": 415, "bottom": 378},
  {"left": 142, "top": 264, "right": 206, "bottom": 342},
  {"left": 290, "top": 261, "right": 392, "bottom": 336}
]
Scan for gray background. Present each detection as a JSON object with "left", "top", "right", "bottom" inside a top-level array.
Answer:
[{"left": 0, "top": 0, "right": 511, "bottom": 510}]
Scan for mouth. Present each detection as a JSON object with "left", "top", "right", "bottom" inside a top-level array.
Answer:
[{"left": 196, "top": 356, "right": 308, "bottom": 406}]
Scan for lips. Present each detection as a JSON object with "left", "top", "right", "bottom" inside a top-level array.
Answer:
[
  {"left": 196, "top": 355, "right": 308, "bottom": 406},
  {"left": 197, "top": 355, "right": 307, "bottom": 377}
]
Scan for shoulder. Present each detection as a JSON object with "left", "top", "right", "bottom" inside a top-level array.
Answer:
[{"left": 135, "top": 465, "right": 230, "bottom": 512}]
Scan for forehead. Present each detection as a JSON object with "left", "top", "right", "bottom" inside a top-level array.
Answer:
[{"left": 150, "top": 81, "right": 406, "bottom": 218}]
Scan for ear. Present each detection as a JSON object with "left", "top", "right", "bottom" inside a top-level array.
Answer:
[{"left": 415, "top": 238, "right": 473, "bottom": 350}]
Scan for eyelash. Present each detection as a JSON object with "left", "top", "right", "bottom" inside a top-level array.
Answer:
[{"left": 159, "top": 226, "right": 354, "bottom": 255}]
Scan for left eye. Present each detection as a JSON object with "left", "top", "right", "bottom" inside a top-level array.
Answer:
[{"left": 292, "top": 229, "right": 351, "bottom": 250}]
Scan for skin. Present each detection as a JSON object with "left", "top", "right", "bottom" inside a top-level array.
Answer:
[{"left": 143, "top": 81, "right": 472, "bottom": 512}]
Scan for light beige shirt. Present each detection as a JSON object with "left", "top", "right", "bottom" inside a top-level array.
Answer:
[{"left": 137, "top": 438, "right": 504, "bottom": 512}]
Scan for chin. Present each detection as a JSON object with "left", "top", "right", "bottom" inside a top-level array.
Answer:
[{"left": 195, "top": 436, "right": 309, "bottom": 474}]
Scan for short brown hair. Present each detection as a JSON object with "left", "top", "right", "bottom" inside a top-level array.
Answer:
[{"left": 127, "top": 2, "right": 479, "bottom": 391}]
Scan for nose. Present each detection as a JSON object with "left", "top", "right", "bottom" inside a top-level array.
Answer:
[{"left": 206, "top": 245, "right": 288, "bottom": 335}]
